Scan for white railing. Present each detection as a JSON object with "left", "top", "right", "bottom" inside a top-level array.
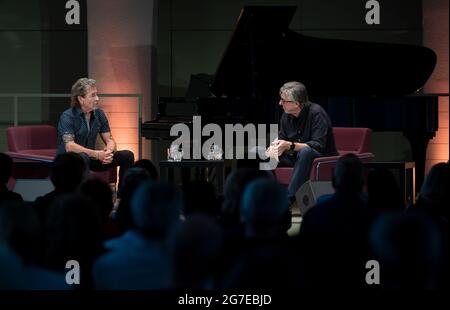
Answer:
[{"left": 0, "top": 93, "right": 143, "bottom": 159}]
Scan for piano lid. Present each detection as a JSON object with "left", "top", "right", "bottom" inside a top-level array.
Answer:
[{"left": 210, "top": 6, "right": 437, "bottom": 97}]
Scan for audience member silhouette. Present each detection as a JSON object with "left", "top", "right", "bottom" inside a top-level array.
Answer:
[
  {"left": 0, "top": 244, "right": 26, "bottom": 289},
  {"left": 414, "top": 162, "right": 449, "bottom": 221},
  {"left": 220, "top": 168, "right": 273, "bottom": 233},
  {"left": 0, "top": 152, "right": 23, "bottom": 204},
  {"left": 240, "top": 178, "right": 290, "bottom": 238},
  {"left": 133, "top": 158, "right": 158, "bottom": 180},
  {"left": 113, "top": 167, "right": 152, "bottom": 233},
  {"left": 0, "top": 201, "right": 42, "bottom": 265},
  {"left": 220, "top": 178, "right": 296, "bottom": 289},
  {"left": 370, "top": 211, "right": 444, "bottom": 289},
  {"left": 298, "top": 153, "right": 374, "bottom": 288},
  {"left": 34, "top": 152, "right": 85, "bottom": 225},
  {"left": 216, "top": 169, "right": 275, "bottom": 282},
  {"left": 410, "top": 162, "right": 449, "bottom": 288},
  {"left": 0, "top": 201, "right": 69, "bottom": 290},
  {"left": 367, "top": 167, "right": 404, "bottom": 213},
  {"left": 50, "top": 152, "right": 86, "bottom": 192},
  {"left": 182, "top": 180, "right": 220, "bottom": 219},
  {"left": 44, "top": 194, "right": 104, "bottom": 289},
  {"left": 92, "top": 181, "right": 182, "bottom": 289},
  {"left": 80, "top": 179, "right": 113, "bottom": 222},
  {"left": 80, "top": 179, "right": 120, "bottom": 240},
  {"left": 1, "top": 151, "right": 446, "bottom": 291},
  {"left": 171, "top": 214, "right": 224, "bottom": 289}
]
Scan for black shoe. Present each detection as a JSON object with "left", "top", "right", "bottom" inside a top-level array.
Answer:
[
  {"left": 288, "top": 197, "right": 301, "bottom": 217},
  {"left": 281, "top": 207, "right": 292, "bottom": 231},
  {"left": 288, "top": 196, "right": 296, "bottom": 211}
]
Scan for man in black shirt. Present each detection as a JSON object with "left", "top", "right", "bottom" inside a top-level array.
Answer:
[
  {"left": 273, "top": 81, "right": 337, "bottom": 202},
  {"left": 57, "top": 78, "right": 134, "bottom": 193}
]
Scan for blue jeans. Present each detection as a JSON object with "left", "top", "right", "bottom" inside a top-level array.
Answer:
[{"left": 278, "top": 147, "right": 321, "bottom": 200}]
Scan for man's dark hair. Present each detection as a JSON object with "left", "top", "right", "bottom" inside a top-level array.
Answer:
[
  {"left": 0, "top": 201, "right": 42, "bottom": 265},
  {"left": 80, "top": 179, "right": 113, "bottom": 222},
  {"left": 332, "top": 153, "right": 364, "bottom": 193},
  {"left": 368, "top": 167, "right": 404, "bottom": 211},
  {"left": 182, "top": 180, "right": 219, "bottom": 218},
  {"left": 131, "top": 181, "right": 182, "bottom": 239},
  {"left": 133, "top": 159, "right": 158, "bottom": 180},
  {"left": 420, "top": 162, "right": 448, "bottom": 204},
  {"left": 115, "top": 167, "right": 152, "bottom": 231},
  {"left": 222, "top": 169, "right": 273, "bottom": 223},
  {"left": 241, "top": 178, "right": 289, "bottom": 235},
  {"left": 50, "top": 152, "right": 86, "bottom": 192},
  {"left": 0, "top": 153, "right": 13, "bottom": 184}
]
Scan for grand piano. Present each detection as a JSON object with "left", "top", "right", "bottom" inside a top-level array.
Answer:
[{"left": 141, "top": 6, "right": 438, "bottom": 191}]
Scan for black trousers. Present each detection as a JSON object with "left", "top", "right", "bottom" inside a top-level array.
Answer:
[{"left": 79, "top": 150, "right": 134, "bottom": 197}]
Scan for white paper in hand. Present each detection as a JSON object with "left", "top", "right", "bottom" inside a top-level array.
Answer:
[{"left": 265, "top": 145, "right": 279, "bottom": 162}]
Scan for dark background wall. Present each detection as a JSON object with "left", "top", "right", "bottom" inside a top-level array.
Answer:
[
  {"left": 0, "top": 0, "right": 87, "bottom": 151},
  {"left": 155, "top": 0, "right": 424, "bottom": 162},
  {"left": 423, "top": 0, "right": 449, "bottom": 173},
  {"left": 157, "top": 0, "right": 422, "bottom": 97},
  {"left": 1, "top": 0, "right": 445, "bottom": 168}
]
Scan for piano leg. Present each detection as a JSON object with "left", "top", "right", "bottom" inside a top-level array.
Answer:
[{"left": 404, "top": 131, "right": 433, "bottom": 196}]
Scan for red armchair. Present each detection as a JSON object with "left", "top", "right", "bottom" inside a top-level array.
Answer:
[
  {"left": 6, "top": 125, "right": 117, "bottom": 185},
  {"left": 6, "top": 125, "right": 57, "bottom": 161},
  {"left": 273, "top": 127, "right": 374, "bottom": 185}
]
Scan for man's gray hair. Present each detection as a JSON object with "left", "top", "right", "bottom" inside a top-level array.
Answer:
[
  {"left": 71, "top": 78, "right": 96, "bottom": 107},
  {"left": 279, "top": 81, "right": 309, "bottom": 104}
]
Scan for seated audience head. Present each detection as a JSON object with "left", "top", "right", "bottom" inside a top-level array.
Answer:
[
  {"left": 0, "top": 152, "right": 13, "bottom": 185},
  {"left": 0, "top": 201, "right": 41, "bottom": 265},
  {"left": 131, "top": 181, "right": 182, "bottom": 239},
  {"left": 80, "top": 179, "right": 113, "bottom": 222},
  {"left": 172, "top": 214, "right": 224, "bottom": 289},
  {"left": 419, "top": 163, "right": 449, "bottom": 208},
  {"left": 367, "top": 167, "right": 404, "bottom": 212},
  {"left": 222, "top": 168, "right": 273, "bottom": 223},
  {"left": 115, "top": 167, "right": 152, "bottom": 231},
  {"left": 370, "top": 212, "right": 443, "bottom": 289},
  {"left": 45, "top": 194, "right": 103, "bottom": 271},
  {"left": 119, "top": 167, "right": 151, "bottom": 196},
  {"left": 0, "top": 153, "right": 22, "bottom": 203},
  {"left": 50, "top": 152, "right": 86, "bottom": 192},
  {"left": 240, "top": 178, "right": 289, "bottom": 236},
  {"left": 332, "top": 153, "right": 364, "bottom": 194},
  {"left": 0, "top": 244, "right": 25, "bottom": 289},
  {"left": 182, "top": 180, "right": 219, "bottom": 218},
  {"left": 133, "top": 159, "right": 158, "bottom": 180}
]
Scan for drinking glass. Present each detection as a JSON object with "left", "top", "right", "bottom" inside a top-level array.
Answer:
[{"left": 171, "top": 144, "right": 183, "bottom": 162}]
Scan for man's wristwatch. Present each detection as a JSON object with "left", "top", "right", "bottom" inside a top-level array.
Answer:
[{"left": 289, "top": 141, "right": 295, "bottom": 152}]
